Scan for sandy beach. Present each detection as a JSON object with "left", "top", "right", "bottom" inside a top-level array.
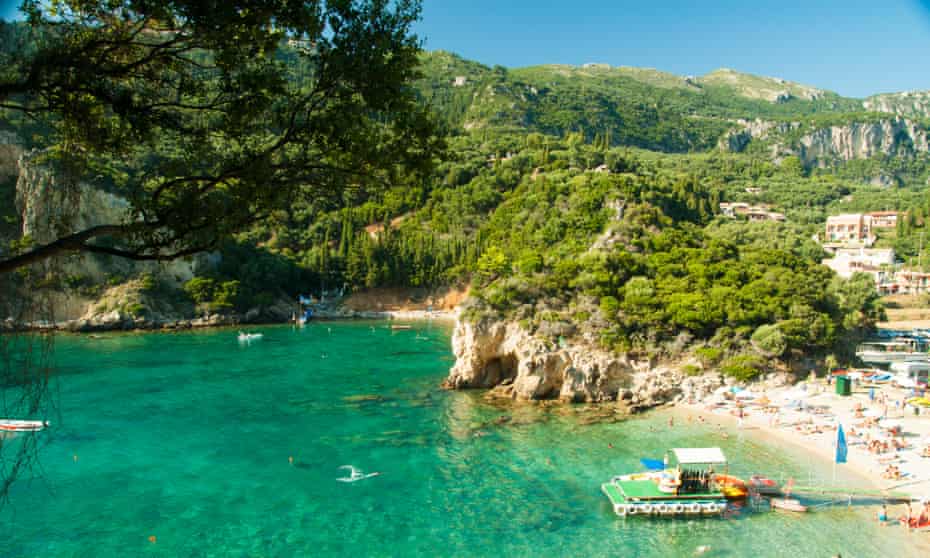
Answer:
[{"left": 681, "top": 378, "right": 930, "bottom": 504}]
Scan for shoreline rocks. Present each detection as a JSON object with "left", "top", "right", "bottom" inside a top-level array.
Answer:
[{"left": 442, "top": 317, "right": 720, "bottom": 411}]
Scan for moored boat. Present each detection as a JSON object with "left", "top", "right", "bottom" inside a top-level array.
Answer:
[
  {"left": 769, "top": 497, "right": 807, "bottom": 512},
  {"left": 713, "top": 473, "right": 749, "bottom": 500},
  {"left": 0, "top": 419, "right": 49, "bottom": 432},
  {"left": 855, "top": 339, "right": 927, "bottom": 365},
  {"left": 601, "top": 447, "right": 730, "bottom": 518},
  {"left": 237, "top": 332, "right": 263, "bottom": 342},
  {"left": 748, "top": 475, "right": 782, "bottom": 495}
]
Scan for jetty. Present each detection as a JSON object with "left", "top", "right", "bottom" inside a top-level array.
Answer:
[{"left": 602, "top": 448, "right": 729, "bottom": 517}]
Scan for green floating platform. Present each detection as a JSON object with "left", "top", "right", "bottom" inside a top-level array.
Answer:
[
  {"left": 601, "top": 481, "right": 727, "bottom": 517},
  {"left": 614, "top": 479, "right": 724, "bottom": 501}
]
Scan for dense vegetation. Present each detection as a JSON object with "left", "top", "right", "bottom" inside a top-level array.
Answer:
[{"left": 7, "top": 37, "right": 930, "bottom": 377}]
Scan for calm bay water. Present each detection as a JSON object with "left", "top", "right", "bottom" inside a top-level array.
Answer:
[{"left": 1, "top": 321, "right": 925, "bottom": 557}]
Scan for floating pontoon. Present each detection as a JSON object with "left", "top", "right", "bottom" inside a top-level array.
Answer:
[{"left": 601, "top": 447, "right": 730, "bottom": 517}]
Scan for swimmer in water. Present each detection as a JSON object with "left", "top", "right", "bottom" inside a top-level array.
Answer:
[
  {"left": 608, "top": 443, "right": 614, "bottom": 449},
  {"left": 337, "top": 465, "right": 381, "bottom": 482}
]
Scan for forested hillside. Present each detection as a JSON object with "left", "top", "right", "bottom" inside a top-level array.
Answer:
[{"left": 7, "top": 43, "right": 930, "bottom": 373}]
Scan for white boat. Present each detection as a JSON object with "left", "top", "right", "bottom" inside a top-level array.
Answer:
[
  {"left": 889, "top": 361, "right": 930, "bottom": 388},
  {"left": 769, "top": 497, "right": 807, "bottom": 512},
  {"left": 237, "top": 332, "right": 263, "bottom": 342},
  {"left": 855, "top": 340, "right": 927, "bottom": 364},
  {"left": 0, "top": 419, "right": 48, "bottom": 432}
]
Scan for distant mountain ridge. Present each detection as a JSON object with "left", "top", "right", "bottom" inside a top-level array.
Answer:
[{"left": 416, "top": 50, "right": 930, "bottom": 163}]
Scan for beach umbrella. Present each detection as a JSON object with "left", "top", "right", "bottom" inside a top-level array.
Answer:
[
  {"left": 895, "top": 377, "right": 917, "bottom": 389},
  {"left": 735, "top": 391, "right": 756, "bottom": 400},
  {"left": 863, "top": 409, "right": 882, "bottom": 418}
]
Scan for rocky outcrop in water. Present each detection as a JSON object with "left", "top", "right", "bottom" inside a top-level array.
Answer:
[{"left": 443, "top": 317, "right": 707, "bottom": 410}]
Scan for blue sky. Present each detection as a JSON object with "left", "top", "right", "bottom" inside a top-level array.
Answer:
[
  {"left": 417, "top": 0, "right": 930, "bottom": 98},
  {"left": 3, "top": 0, "right": 929, "bottom": 97}
]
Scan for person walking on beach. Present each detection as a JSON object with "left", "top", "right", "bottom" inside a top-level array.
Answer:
[{"left": 878, "top": 504, "right": 888, "bottom": 526}]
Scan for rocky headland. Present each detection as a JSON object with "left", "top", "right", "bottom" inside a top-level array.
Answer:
[{"left": 441, "top": 316, "right": 786, "bottom": 412}]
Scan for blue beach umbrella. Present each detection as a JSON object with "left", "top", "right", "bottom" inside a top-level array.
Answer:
[{"left": 835, "top": 424, "right": 848, "bottom": 464}]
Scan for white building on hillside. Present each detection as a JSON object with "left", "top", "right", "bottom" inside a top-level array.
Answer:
[{"left": 822, "top": 248, "right": 895, "bottom": 285}]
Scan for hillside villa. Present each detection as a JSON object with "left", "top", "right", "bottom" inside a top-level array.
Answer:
[
  {"left": 823, "top": 212, "right": 899, "bottom": 248},
  {"left": 718, "top": 202, "right": 785, "bottom": 222},
  {"left": 820, "top": 246, "right": 930, "bottom": 294},
  {"left": 822, "top": 248, "right": 895, "bottom": 283}
]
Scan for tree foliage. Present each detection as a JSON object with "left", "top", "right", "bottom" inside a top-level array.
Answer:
[{"left": 0, "top": 0, "right": 441, "bottom": 273}]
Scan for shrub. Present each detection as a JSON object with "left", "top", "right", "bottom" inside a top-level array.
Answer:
[
  {"left": 695, "top": 346, "right": 723, "bottom": 367},
  {"left": 751, "top": 324, "right": 787, "bottom": 357},
  {"left": 124, "top": 303, "right": 147, "bottom": 317},
  {"left": 599, "top": 295, "right": 620, "bottom": 320},
  {"left": 682, "top": 364, "right": 702, "bottom": 377},
  {"left": 476, "top": 246, "right": 511, "bottom": 280},
  {"left": 515, "top": 249, "right": 543, "bottom": 274},
  {"left": 720, "top": 354, "right": 765, "bottom": 382},
  {"left": 138, "top": 273, "right": 157, "bottom": 293},
  {"left": 183, "top": 277, "right": 217, "bottom": 304}
]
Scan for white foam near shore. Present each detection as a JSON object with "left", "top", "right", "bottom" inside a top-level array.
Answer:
[{"left": 679, "top": 380, "right": 930, "bottom": 501}]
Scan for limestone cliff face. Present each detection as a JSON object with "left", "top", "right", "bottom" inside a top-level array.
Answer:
[
  {"left": 15, "top": 153, "right": 131, "bottom": 246},
  {"left": 797, "top": 119, "right": 929, "bottom": 167},
  {"left": 864, "top": 92, "right": 930, "bottom": 119},
  {"left": 719, "top": 119, "right": 797, "bottom": 153},
  {"left": 443, "top": 317, "right": 697, "bottom": 409},
  {"left": 11, "top": 151, "right": 201, "bottom": 321},
  {"left": 721, "top": 117, "right": 929, "bottom": 167},
  {"left": 0, "top": 131, "right": 23, "bottom": 188}
]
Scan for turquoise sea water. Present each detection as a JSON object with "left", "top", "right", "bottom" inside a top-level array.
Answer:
[{"left": 1, "top": 321, "right": 927, "bottom": 557}]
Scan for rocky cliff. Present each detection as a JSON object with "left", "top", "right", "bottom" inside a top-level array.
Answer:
[
  {"left": 9, "top": 149, "right": 201, "bottom": 321},
  {"left": 442, "top": 317, "right": 726, "bottom": 410},
  {"left": 721, "top": 116, "right": 930, "bottom": 167},
  {"left": 797, "top": 118, "right": 929, "bottom": 167},
  {"left": 864, "top": 91, "right": 930, "bottom": 119}
]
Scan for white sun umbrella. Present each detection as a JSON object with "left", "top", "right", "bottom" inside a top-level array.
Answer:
[
  {"left": 895, "top": 377, "right": 917, "bottom": 389},
  {"left": 735, "top": 391, "right": 756, "bottom": 400},
  {"left": 863, "top": 409, "right": 883, "bottom": 418}
]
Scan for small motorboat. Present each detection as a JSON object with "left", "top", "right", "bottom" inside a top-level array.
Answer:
[
  {"left": 769, "top": 497, "right": 807, "bottom": 512},
  {"left": 237, "top": 332, "right": 263, "bottom": 342},
  {"left": 749, "top": 475, "right": 782, "bottom": 495},
  {"left": 390, "top": 325, "right": 412, "bottom": 330},
  {"left": 0, "top": 419, "right": 49, "bottom": 432},
  {"left": 714, "top": 474, "right": 749, "bottom": 500}
]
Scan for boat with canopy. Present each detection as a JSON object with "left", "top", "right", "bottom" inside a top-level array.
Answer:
[{"left": 601, "top": 447, "right": 732, "bottom": 517}]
